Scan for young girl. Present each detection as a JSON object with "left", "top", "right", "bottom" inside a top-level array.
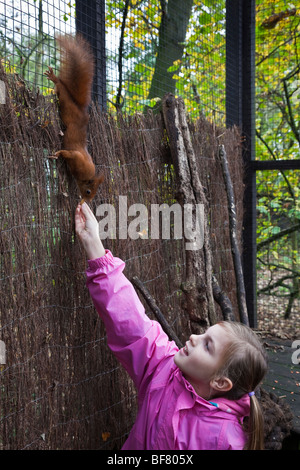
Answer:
[{"left": 75, "top": 202, "right": 268, "bottom": 450}]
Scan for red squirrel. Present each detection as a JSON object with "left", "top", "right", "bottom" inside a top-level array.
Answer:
[{"left": 45, "top": 34, "right": 104, "bottom": 203}]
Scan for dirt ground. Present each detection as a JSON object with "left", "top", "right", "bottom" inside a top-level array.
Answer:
[{"left": 257, "top": 295, "right": 299, "bottom": 340}]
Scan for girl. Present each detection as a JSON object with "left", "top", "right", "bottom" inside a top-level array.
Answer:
[{"left": 75, "top": 202, "right": 268, "bottom": 450}]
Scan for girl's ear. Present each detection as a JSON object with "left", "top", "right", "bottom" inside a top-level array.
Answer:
[{"left": 210, "top": 376, "right": 233, "bottom": 393}]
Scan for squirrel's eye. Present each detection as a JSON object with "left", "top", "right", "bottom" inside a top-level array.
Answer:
[{"left": 86, "top": 189, "right": 91, "bottom": 195}]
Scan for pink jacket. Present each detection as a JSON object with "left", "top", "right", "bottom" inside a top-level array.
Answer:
[{"left": 86, "top": 251, "right": 250, "bottom": 450}]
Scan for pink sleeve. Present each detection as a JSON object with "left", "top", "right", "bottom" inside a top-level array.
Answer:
[{"left": 86, "top": 250, "right": 178, "bottom": 391}]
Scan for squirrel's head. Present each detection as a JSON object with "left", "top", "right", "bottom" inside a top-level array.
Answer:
[{"left": 77, "top": 174, "right": 104, "bottom": 202}]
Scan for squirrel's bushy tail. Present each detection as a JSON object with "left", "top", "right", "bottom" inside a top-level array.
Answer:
[{"left": 56, "top": 34, "right": 94, "bottom": 109}]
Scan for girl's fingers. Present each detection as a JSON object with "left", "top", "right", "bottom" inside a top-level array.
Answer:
[
  {"left": 75, "top": 205, "right": 86, "bottom": 232},
  {"left": 80, "top": 202, "right": 91, "bottom": 217},
  {"left": 81, "top": 202, "right": 97, "bottom": 222}
]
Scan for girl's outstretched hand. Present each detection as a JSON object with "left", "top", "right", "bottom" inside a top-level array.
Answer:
[{"left": 75, "top": 202, "right": 105, "bottom": 260}]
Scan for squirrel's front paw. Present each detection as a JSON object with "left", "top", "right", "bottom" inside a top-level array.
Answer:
[
  {"left": 44, "top": 66, "right": 58, "bottom": 83},
  {"left": 48, "top": 151, "right": 60, "bottom": 159}
]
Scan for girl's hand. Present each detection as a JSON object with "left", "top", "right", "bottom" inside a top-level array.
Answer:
[{"left": 75, "top": 202, "right": 105, "bottom": 259}]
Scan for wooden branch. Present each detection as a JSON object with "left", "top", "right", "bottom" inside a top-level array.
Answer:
[
  {"left": 257, "top": 222, "right": 300, "bottom": 250},
  {"left": 256, "top": 32, "right": 300, "bottom": 67},
  {"left": 282, "top": 79, "right": 300, "bottom": 145},
  {"left": 285, "top": 289, "right": 298, "bottom": 319},
  {"left": 132, "top": 276, "right": 183, "bottom": 349},
  {"left": 261, "top": 8, "right": 296, "bottom": 30},
  {"left": 219, "top": 144, "right": 249, "bottom": 326},
  {"left": 258, "top": 258, "right": 299, "bottom": 275},
  {"left": 257, "top": 273, "right": 299, "bottom": 294},
  {"left": 212, "top": 275, "right": 235, "bottom": 322},
  {"left": 115, "top": 0, "right": 130, "bottom": 110}
]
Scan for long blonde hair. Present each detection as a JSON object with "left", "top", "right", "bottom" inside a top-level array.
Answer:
[{"left": 215, "top": 321, "right": 268, "bottom": 450}]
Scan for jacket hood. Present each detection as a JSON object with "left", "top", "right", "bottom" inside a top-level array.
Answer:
[{"left": 209, "top": 394, "right": 251, "bottom": 418}]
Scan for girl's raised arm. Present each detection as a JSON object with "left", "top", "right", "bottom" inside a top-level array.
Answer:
[{"left": 75, "top": 203, "right": 178, "bottom": 392}]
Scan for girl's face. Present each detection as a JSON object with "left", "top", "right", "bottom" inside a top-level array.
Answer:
[{"left": 174, "top": 324, "right": 230, "bottom": 398}]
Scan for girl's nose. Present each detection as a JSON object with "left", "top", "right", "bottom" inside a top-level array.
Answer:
[{"left": 189, "top": 334, "right": 200, "bottom": 346}]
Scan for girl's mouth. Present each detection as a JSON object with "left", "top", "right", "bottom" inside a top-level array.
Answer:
[{"left": 181, "top": 343, "right": 189, "bottom": 356}]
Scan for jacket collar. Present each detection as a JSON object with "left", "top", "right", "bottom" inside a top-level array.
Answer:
[{"left": 176, "top": 367, "right": 251, "bottom": 418}]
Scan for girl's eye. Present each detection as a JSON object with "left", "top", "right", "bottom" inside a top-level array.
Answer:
[{"left": 205, "top": 341, "right": 209, "bottom": 351}]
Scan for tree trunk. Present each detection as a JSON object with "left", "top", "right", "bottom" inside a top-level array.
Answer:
[
  {"left": 147, "top": 0, "right": 193, "bottom": 101},
  {"left": 162, "top": 93, "right": 217, "bottom": 331}
]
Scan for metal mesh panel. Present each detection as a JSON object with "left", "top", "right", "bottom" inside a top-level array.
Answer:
[
  {"left": 0, "top": 0, "right": 76, "bottom": 92},
  {"left": 255, "top": 1, "right": 300, "bottom": 334},
  {"left": 104, "top": 1, "right": 227, "bottom": 120}
]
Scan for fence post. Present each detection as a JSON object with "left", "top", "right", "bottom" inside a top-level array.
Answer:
[
  {"left": 76, "top": 0, "right": 106, "bottom": 109},
  {"left": 226, "top": 0, "right": 257, "bottom": 327}
]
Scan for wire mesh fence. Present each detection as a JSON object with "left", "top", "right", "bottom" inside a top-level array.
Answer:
[
  {"left": 256, "top": 168, "right": 300, "bottom": 338},
  {"left": 255, "top": 1, "right": 300, "bottom": 335},
  {"left": 0, "top": 63, "right": 244, "bottom": 449},
  {"left": 255, "top": 1, "right": 299, "bottom": 163}
]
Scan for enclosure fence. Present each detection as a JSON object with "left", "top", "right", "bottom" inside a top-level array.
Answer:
[
  {"left": 0, "top": 0, "right": 299, "bottom": 450},
  {"left": 254, "top": 1, "right": 300, "bottom": 335},
  {"left": 0, "top": 64, "right": 244, "bottom": 449}
]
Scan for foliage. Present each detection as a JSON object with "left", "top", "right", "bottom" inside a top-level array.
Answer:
[{"left": 106, "top": 0, "right": 226, "bottom": 122}]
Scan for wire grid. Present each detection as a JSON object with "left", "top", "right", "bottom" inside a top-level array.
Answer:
[
  {"left": 255, "top": 1, "right": 300, "bottom": 335},
  {"left": 0, "top": 64, "right": 244, "bottom": 449},
  {"left": 0, "top": 0, "right": 75, "bottom": 94},
  {"left": 105, "top": 0, "right": 226, "bottom": 122},
  {"left": 255, "top": 0, "right": 300, "bottom": 162},
  {"left": 256, "top": 169, "right": 300, "bottom": 338}
]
